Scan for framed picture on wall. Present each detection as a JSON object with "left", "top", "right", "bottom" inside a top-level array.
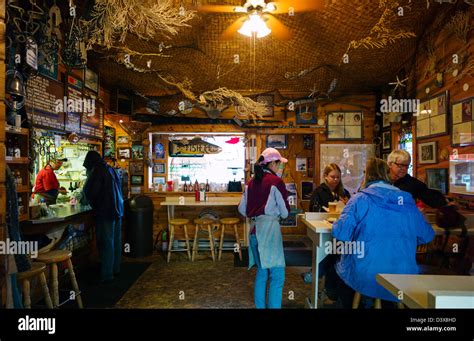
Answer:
[
  {"left": 451, "top": 97, "right": 474, "bottom": 146},
  {"left": 416, "top": 91, "right": 449, "bottom": 139},
  {"left": 426, "top": 168, "right": 448, "bottom": 195},
  {"left": 129, "top": 161, "right": 144, "bottom": 175},
  {"left": 117, "top": 135, "right": 130, "bottom": 144},
  {"left": 153, "top": 163, "right": 166, "bottom": 174},
  {"left": 327, "top": 111, "right": 363, "bottom": 140},
  {"left": 266, "top": 135, "right": 287, "bottom": 149},
  {"left": 295, "top": 100, "right": 317, "bottom": 124},
  {"left": 256, "top": 95, "right": 274, "bottom": 117},
  {"left": 118, "top": 147, "right": 131, "bottom": 159},
  {"left": 418, "top": 141, "right": 437, "bottom": 164},
  {"left": 382, "top": 131, "right": 391, "bottom": 150},
  {"left": 153, "top": 176, "right": 166, "bottom": 185},
  {"left": 103, "top": 126, "right": 116, "bottom": 159},
  {"left": 131, "top": 175, "right": 144, "bottom": 186},
  {"left": 132, "top": 144, "right": 144, "bottom": 160},
  {"left": 301, "top": 181, "right": 314, "bottom": 201},
  {"left": 84, "top": 67, "right": 99, "bottom": 94}
]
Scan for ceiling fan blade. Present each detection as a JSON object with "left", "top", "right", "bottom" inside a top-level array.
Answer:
[
  {"left": 197, "top": 5, "right": 238, "bottom": 13},
  {"left": 265, "top": 16, "right": 292, "bottom": 40},
  {"left": 270, "top": 0, "right": 325, "bottom": 14},
  {"left": 220, "top": 17, "right": 248, "bottom": 40}
]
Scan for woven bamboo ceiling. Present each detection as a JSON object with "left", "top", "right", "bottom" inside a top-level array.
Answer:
[{"left": 88, "top": 0, "right": 450, "bottom": 99}]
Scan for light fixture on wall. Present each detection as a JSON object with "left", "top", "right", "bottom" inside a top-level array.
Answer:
[{"left": 238, "top": 14, "right": 271, "bottom": 38}]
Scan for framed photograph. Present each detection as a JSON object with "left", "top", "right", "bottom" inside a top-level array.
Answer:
[
  {"left": 382, "top": 113, "right": 391, "bottom": 128},
  {"left": 117, "top": 147, "right": 131, "bottom": 159},
  {"left": 301, "top": 181, "right": 314, "bottom": 201},
  {"left": 131, "top": 175, "right": 144, "bottom": 186},
  {"left": 84, "top": 67, "right": 99, "bottom": 93},
  {"left": 303, "top": 135, "right": 313, "bottom": 149},
  {"left": 418, "top": 141, "right": 437, "bottom": 164},
  {"left": 296, "top": 158, "right": 307, "bottom": 172},
  {"left": 280, "top": 208, "right": 299, "bottom": 227},
  {"left": 266, "top": 135, "right": 287, "bottom": 149},
  {"left": 154, "top": 142, "right": 165, "bottom": 159},
  {"left": 451, "top": 97, "right": 474, "bottom": 147},
  {"left": 153, "top": 163, "right": 166, "bottom": 174},
  {"left": 103, "top": 126, "right": 116, "bottom": 159},
  {"left": 153, "top": 176, "right": 166, "bottom": 185},
  {"left": 425, "top": 168, "right": 448, "bottom": 195},
  {"left": 132, "top": 144, "right": 144, "bottom": 160},
  {"left": 327, "top": 111, "right": 363, "bottom": 140},
  {"left": 296, "top": 101, "right": 317, "bottom": 124},
  {"left": 416, "top": 91, "right": 449, "bottom": 140},
  {"left": 382, "top": 130, "right": 391, "bottom": 150},
  {"left": 117, "top": 135, "right": 130, "bottom": 144},
  {"left": 129, "top": 161, "right": 144, "bottom": 175},
  {"left": 256, "top": 95, "right": 274, "bottom": 117}
]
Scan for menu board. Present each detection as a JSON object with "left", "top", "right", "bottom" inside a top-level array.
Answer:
[
  {"left": 80, "top": 98, "right": 104, "bottom": 139},
  {"left": 26, "top": 75, "right": 65, "bottom": 130},
  {"left": 65, "top": 86, "right": 82, "bottom": 133}
]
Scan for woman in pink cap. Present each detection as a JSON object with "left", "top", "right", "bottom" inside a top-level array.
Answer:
[{"left": 238, "top": 147, "right": 291, "bottom": 309}]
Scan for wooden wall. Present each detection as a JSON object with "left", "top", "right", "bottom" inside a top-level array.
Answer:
[
  {"left": 0, "top": 0, "right": 6, "bottom": 306},
  {"left": 407, "top": 6, "right": 473, "bottom": 208}
]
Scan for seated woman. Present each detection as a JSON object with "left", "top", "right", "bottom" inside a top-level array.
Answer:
[
  {"left": 309, "top": 163, "right": 350, "bottom": 212},
  {"left": 302, "top": 164, "right": 350, "bottom": 293},
  {"left": 331, "top": 158, "right": 435, "bottom": 308}
]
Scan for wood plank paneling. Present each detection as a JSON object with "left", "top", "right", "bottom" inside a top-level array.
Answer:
[{"left": 0, "top": 0, "right": 6, "bottom": 307}]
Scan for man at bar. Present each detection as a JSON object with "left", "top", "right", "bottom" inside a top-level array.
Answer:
[
  {"left": 33, "top": 154, "right": 68, "bottom": 205},
  {"left": 387, "top": 149, "right": 447, "bottom": 208}
]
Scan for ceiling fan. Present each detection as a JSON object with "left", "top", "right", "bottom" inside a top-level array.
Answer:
[{"left": 197, "top": 0, "right": 325, "bottom": 40}]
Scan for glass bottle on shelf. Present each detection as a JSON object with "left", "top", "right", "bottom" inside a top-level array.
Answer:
[
  {"left": 16, "top": 170, "right": 22, "bottom": 186},
  {"left": 205, "top": 179, "right": 210, "bottom": 192},
  {"left": 193, "top": 179, "right": 199, "bottom": 192},
  {"left": 18, "top": 196, "right": 23, "bottom": 215},
  {"left": 183, "top": 181, "right": 188, "bottom": 192},
  {"left": 7, "top": 137, "right": 14, "bottom": 157},
  {"left": 13, "top": 137, "right": 21, "bottom": 158}
]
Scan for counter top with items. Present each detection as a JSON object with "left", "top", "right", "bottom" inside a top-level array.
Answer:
[{"left": 28, "top": 203, "right": 92, "bottom": 224}]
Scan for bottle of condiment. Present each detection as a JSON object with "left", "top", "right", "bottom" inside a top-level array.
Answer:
[
  {"left": 16, "top": 171, "right": 22, "bottom": 186},
  {"left": 13, "top": 137, "right": 21, "bottom": 158},
  {"left": 195, "top": 184, "right": 200, "bottom": 202},
  {"left": 205, "top": 179, "right": 210, "bottom": 192},
  {"left": 194, "top": 180, "right": 199, "bottom": 192},
  {"left": 183, "top": 181, "right": 188, "bottom": 192},
  {"left": 7, "top": 138, "right": 14, "bottom": 157}
]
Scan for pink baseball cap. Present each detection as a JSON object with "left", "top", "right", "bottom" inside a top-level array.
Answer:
[{"left": 259, "top": 148, "right": 288, "bottom": 165}]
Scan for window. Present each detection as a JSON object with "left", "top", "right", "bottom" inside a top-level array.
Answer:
[
  {"left": 167, "top": 134, "right": 245, "bottom": 186},
  {"left": 399, "top": 131, "right": 413, "bottom": 176}
]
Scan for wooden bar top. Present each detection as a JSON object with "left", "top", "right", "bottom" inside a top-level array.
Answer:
[{"left": 161, "top": 196, "right": 241, "bottom": 206}]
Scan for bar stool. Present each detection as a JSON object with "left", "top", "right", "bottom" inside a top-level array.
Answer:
[
  {"left": 352, "top": 292, "right": 404, "bottom": 309},
  {"left": 192, "top": 218, "right": 216, "bottom": 261},
  {"left": 17, "top": 262, "right": 53, "bottom": 309},
  {"left": 218, "top": 217, "right": 242, "bottom": 261},
  {"left": 167, "top": 219, "right": 192, "bottom": 262},
  {"left": 35, "top": 250, "right": 83, "bottom": 308}
]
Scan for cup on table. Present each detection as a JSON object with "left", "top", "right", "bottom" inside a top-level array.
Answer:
[{"left": 328, "top": 202, "right": 337, "bottom": 213}]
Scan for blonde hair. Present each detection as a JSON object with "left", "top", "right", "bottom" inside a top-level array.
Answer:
[
  {"left": 361, "top": 158, "right": 391, "bottom": 188},
  {"left": 323, "top": 163, "right": 345, "bottom": 198},
  {"left": 387, "top": 150, "right": 411, "bottom": 165}
]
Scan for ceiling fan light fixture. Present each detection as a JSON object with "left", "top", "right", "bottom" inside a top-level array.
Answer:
[{"left": 238, "top": 14, "right": 271, "bottom": 38}]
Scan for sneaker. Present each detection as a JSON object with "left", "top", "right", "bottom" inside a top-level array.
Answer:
[{"left": 301, "top": 271, "right": 313, "bottom": 284}]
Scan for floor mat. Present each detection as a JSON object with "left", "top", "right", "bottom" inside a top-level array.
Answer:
[
  {"left": 234, "top": 248, "right": 312, "bottom": 267},
  {"left": 59, "top": 262, "right": 151, "bottom": 309}
]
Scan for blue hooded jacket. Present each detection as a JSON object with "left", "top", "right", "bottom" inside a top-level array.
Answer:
[{"left": 332, "top": 181, "right": 435, "bottom": 302}]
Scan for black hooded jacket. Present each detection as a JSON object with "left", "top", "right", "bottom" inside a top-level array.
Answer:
[
  {"left": 309, "top": 182, "right": 351, "bottom": 212},
  {"left": 83, "top": 151, "right": 124, "bottom": 219}
]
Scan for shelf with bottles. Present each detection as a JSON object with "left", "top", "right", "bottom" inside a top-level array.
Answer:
[
  {"left": 6, "top": 128, "right": 29, "bottom": 159},
  {"left": 17, "top": 192, "right": 29, "bottom": 221},
  {"left": 5, "top": 125, "right": 29, "bottom": 136}
]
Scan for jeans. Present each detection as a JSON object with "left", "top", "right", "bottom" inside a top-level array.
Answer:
[
  {"left": 96, "top": 218, "right": 122, "bottom": 281},
  {"left": 249, "top": 234, "right": 285, "bottom": 309}
]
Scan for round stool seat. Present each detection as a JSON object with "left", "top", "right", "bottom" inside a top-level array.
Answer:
[
  {"left": 194, "top": 218, "right": 214, "bottom": 225},
  {"left": 36, "top": 250, "right": 72, "bottom": 264},
  {"left": 17, "top": 262, "right": 47, "bottom": 280},
  {"left": 220, "top": 217, "right": 240, "bottom": 225},
  {"left": 170, "top": 219, "right": 190, "bottom": 226}
]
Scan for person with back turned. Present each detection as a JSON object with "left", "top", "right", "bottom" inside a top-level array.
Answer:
[{"left": 82, "top": 151, "right": 124, "bottom": 283}]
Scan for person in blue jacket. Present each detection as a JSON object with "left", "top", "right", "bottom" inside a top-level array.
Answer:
[
  {"left": 238, "top": 148, "right": 290, "bottom": 309},
  {"left": 83, "top": 151, "right": 124, "bottom": 283},
  {"left": 331, "top": 158, "right": 434, "bottom": 307}
]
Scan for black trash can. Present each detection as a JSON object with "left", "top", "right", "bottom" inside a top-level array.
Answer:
[{"left": 125, "top": 195, "right": 154, "bottom": 258}]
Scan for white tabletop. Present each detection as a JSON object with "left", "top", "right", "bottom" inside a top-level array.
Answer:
[
  {"left": 161, "top": 196, "right": 241, "bottom": 206},
  {"left": 301, "top": 218, "right": 333, "bottom": 233},
  {"left": 376, "top": 274, "right": 474, "bottom": 308}
]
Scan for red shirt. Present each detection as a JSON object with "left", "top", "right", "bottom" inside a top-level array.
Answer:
[{"left": 34, "top": 165, "right": 59, "bottom": 193}]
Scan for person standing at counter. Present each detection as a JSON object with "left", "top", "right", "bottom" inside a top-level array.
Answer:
[
  {"left": 33, "top": 155, "right": 68, "bottom": 205},
  {"left": 82, "top": 151, "right": 124, "bottom": 283},
  {"left": 331, "top": 158, "right": 434, "bottom": 308},
  {"left": 238, "top": 148, "right": 290, "bottom": 309},
  {"left": 387, "top": 150, "right": 447, "bottom": 208}
]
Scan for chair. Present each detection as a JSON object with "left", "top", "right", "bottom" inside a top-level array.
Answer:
[
  {"left": 167, "top": 219, "right": 192, "bottom": 262},
  {"left": 192, "top": 218, "right": 216, "bottom": 261},
  {"left": 218, "top": 217, "right": 242, "bottom": 261},
  {"left": 352, "top": 292, "right": 404, "bottom": 309},
  {"left": 17, "top": 262, "right": 53, "bottom": 309},
  {"left": 35, "top": 250, "right": 83, "bottom": 308}
]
